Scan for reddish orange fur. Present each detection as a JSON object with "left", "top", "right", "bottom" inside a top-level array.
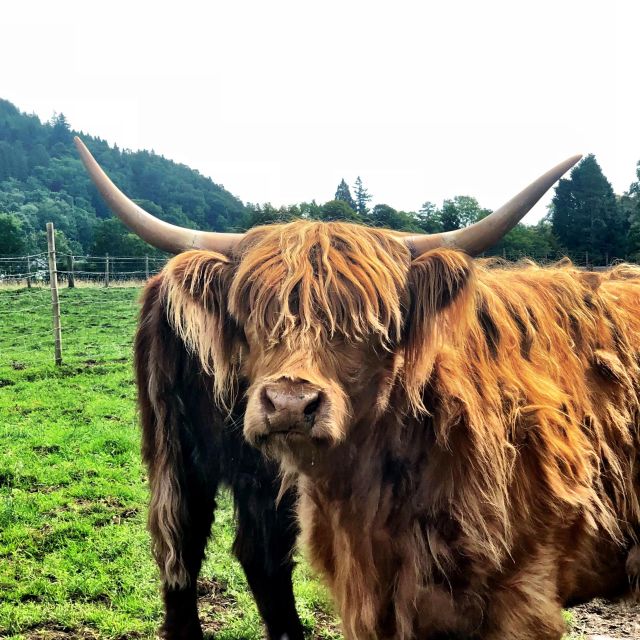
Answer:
[{"left": 160, "top": 221, "right": 640, "bottom": 639}]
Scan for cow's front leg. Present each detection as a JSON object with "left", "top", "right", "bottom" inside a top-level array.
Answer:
[
  {"left": 232, "top": 470, "right": 304, "bottom": 640},
  {"left": 162, "top": 583, "right": 203, "bottom": 640}
]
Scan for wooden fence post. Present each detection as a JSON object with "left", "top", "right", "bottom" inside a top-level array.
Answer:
[
  {"left": 26, "top": 256, "right": 32, "bottom": 289},
  {"left": 145, "top": 255, "right": 149, "bottom": 280},
  {"left": 46, "top": 223, "right": 63, "bottom": 366},
  {"left": 67, "top": 255, "right": 75, "bottom": 288},
  {"left": 105, "top": 254, "right": 110, "bottom": 288}
]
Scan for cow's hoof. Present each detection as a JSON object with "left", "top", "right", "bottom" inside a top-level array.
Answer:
[
  {"left": 160, "top": 620, "right": 203, "bottom": 640},
  {"left": 267, "top": 626, "right": 305, "bottom": 640}
]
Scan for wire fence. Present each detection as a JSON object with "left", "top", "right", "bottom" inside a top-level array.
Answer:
[
  {"left": 0, "top": 223, "right": 636, "bottom": 369},
  {"left": 479, "top": 249, "right": 628, "bottom": 268},
  {"left": 0, "top": 249, "right": 623, "bottom": 287},
  {"left": 0, "top": 284, "right": 141, "bottom": 375},
  {"left": 0, "top": 252, "right": 168, "bottom": 288},
  {"left": 0, "top": 224, "right": 169, "bottom": 370}
]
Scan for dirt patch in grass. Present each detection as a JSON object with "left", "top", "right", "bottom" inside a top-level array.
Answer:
[
  {"left": 569, "top": 598, "right": 640, "bottom": 638},
  {"left": 32, "top": 444, "right": 62, "bottom": 455},
  {"left": 198, "top": 577, "right": 238, "bottom": 636},
  {"left": 23, "top": 623, "right": 100, "bottom": 639},
  {"left": 309, "top": 607, "right": 342, "bottom": 639}
]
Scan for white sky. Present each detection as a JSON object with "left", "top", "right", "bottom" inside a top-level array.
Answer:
[{"left": 2, "top": 0, "right": 639, "bottom": 222}]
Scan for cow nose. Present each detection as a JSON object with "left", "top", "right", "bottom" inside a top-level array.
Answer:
[{"left": 261, "top": 381, "right": 322, "bottom": 423}]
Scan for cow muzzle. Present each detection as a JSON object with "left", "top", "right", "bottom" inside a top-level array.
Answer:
[
  {"left": 258, "top": 378, "right": 325, "bottom": 436},
  {"left": 244, "top": 375, "right": 349, "bottom": 457}
]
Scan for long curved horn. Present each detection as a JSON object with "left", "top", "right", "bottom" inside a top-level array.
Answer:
[
  {"left": 74, "top": 137, "right": 244, "bottom": 255},
  {"left": 405, "top": 154, "right": 582, "bottom": 257}
]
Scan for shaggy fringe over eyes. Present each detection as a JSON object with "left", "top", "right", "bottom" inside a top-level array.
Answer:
[
  {"left": 161, "top": 250, "right": 238, "bottom": 409},
  {"left": 228, "top": 221, "right": 411, "bottom": 348}
]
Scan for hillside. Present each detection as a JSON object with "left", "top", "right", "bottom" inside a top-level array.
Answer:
[
  {"left": 1, "top": 97, "right": 638, "bottom": 264},
  {"left": 0, "top": 98, "right": 249, "bottom": 255}
]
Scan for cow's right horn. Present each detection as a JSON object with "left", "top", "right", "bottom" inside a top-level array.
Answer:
[
  {"left": 74, "top": 137, "right": 245, "bottom": 255},
  {"left": 404, "top": 154, "right": 582, "bottom": 257}
]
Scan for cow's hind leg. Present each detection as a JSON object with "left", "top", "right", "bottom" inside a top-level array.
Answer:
[{"left": 231, "top": 469, "right": 304, "bottom": 640}]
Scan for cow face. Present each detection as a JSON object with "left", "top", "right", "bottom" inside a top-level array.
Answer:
[
  {"left": 233, "top": 222, "right": 410, "bottom": 469},
  {"left": 162, "top": 221, "right": 473, "bottom": 472},
  {"left": 74, "top": 138, "right": 577, "bottom": 471}
]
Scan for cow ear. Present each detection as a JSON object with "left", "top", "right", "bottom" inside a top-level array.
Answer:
[
  {"left": 405, "top": 249, "right": 475, "bottom": 411},
  {"left": 161, "top": 250, "right": 238, "bottom": 409}
]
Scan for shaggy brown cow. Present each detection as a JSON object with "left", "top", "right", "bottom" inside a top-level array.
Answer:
[
  {"left": 134, "top": 278, "right": 303, "bottom": 639},
  {"left": 76, "top": 137, "right": 640, "bottom": 640}
]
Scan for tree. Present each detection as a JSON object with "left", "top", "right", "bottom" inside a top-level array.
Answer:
[
  {"left": 353, "top": 176, "right": 372, "bottom": 215},
  {"left": 416, "top": 201, "right": 443, "bottom": 233},
  {"left": 35, "top": 228, "right": 80, "bottom": 256},
  {"left": 49, "top": 112, "right": 73, "bottom": 147},
  {"left": 91, "top": 219, "right": 154, "bottom": 256},
  {"left": 488, "top": 219, "right": 556, "bottom": 259},
  {"left": 439, "top": 196, "right": 489, "bottom": 231},
  {"left": 623, "top": 160, "right": 640, "bottom": 261},
  {"left": 245, "top": 203, "right": 298, "bottom": 227},
  {"left": 370, "top": 204, "right": 400, "bottom": 228},
  {"left": 551, "top": 155, "right": 627, "bottom": 263},
  {"left": 0, "top": 98, "right": 249, "bottom": 253},
  {"left": 319, "top": 200, "right": 361, "bottom": 222},
  {"left": 0, "top": 213, "right": 25, "bottom": 255},
  {"left": 334, "top": 179, "right": 356, "bottom": 211}
]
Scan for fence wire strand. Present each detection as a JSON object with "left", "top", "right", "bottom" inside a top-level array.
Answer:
[
  {"left": 0, "top": 242, "right": 636, "bottom": 370},
  {"left": 0, "top": 248, "right": 163, "bottom": 369}
]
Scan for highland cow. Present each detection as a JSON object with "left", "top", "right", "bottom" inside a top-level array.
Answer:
[{"left": 76, "top": 138, "right": 640, "bottom": 640}]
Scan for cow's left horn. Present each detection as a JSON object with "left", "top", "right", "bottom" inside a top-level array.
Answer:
[
  {"left": 404, "top": 154, "right": 582, "bottom": 257},
  {"left": 74, "top": 137, "right": 245, "bottom": 255}
]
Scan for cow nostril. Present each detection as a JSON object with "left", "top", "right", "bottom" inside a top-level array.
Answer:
[
  {"left": 261, "top": 383, "right": 322, "bottom": 419},
  {"left": 261, "top": 387, "right": 276, "bottom": 414},
  {"left": 304, "top": 395, "right": 321, "bottom": 417}
]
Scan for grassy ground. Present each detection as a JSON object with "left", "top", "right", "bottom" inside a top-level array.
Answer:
[
  {"left": 0, "top": 285, "right": 339, "bottom": 639},
  {"left": 0, "top": 285, "right": 587, "bottom": 639}
]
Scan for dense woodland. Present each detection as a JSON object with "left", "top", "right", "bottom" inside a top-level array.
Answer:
[{"left": 1, "top": 98, "right": 639, "bottom": 264}]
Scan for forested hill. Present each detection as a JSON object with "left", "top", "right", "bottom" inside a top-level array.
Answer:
[
  {"left": 0, "top": 98, "right": 248, "bottom": 256},
  {"left": 1, "top": 98, "right": 639, "bottom": 264}
]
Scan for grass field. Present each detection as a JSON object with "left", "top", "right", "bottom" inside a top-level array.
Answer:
[
  {"left": 0, "top": 285, "right": 339, "bottom": 639},
  {"left": 0, "top": 285, "right": 589, "bottom": 639}
]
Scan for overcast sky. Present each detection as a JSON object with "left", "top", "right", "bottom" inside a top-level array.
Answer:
[{"left": 3, "top": 0, "right": 639, "bottom": 222}]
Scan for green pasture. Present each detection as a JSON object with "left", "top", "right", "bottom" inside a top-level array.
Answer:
[
  {"left": 0, "top": 286, "right": 338, "bottom": 639},
  {"left": 0, "top": 285, "right": 585, "bottom": 639}
]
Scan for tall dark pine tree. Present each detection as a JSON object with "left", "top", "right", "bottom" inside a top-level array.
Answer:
[
  {"left": 335, "top": 179, "right": 356, "bottom": 211},
  {"left": 49, "top": 112, "right": 73, "bottom": 147},
  {"left": 353, "top": 176, "right": 372, "bottom": 215},
  {"left": 551, "top": 154, "right": 627, "bottom": 264},
  {"left": 623, "top": 160, "right": 640, "bottom": 260}
]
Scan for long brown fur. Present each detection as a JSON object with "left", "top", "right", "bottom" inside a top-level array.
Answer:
[
  {"left": 298, "top": 257, "right": 640, "bottom": 639},
  {"left": 159, "top": 220, "right": 640, "bottom": 639}
]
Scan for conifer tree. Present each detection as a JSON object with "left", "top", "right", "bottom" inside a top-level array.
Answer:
[
  {"left": 334, "top": 179, "right": 356, "bottom": 211},
  {"left": 552, "top": 154, "right": 627, "bottom": 263},
  {"left": 623, "top": 160, "right": 640, "bottom": 260},
  {"left": 353, "top": 176, "right": 372, "bottom": 215}
]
